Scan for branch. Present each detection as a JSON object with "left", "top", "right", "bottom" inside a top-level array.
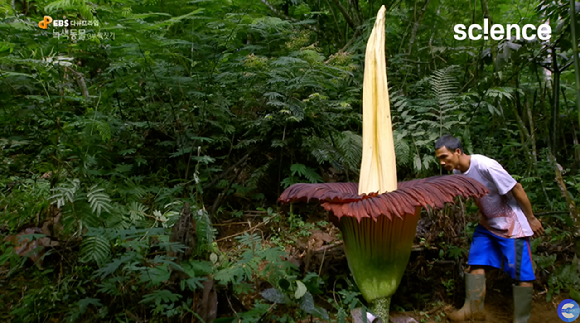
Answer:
[
  {"left": 260, "top": 0, "right": 283, "bottom": 17},
  {"left": 537, "top": 62, "right": 554, "bottom": 73},
  {"left": 561, "top": 60, "right": 574, "bottom": 72},
  {"left": 407, "top": 0, "right": 431, "bottom": 55},
  {"left": 64, "top": 66, "right": 89, "bottom": 99},
  {"left": 325, "top": 0, "right": 345, "bottom": 43},
  {"left": 348, "top": 0, "right": 364, "bottom": 26},
  {"left": 337, "top": 28, "right": 361, "bottom": 53},
  {"left": 551, "top": 154, "right": 580, "bottom": 236},
  {"left": 534, "top": 211, "right": 570, "bottom": 217},
  {"left": 259, "top": 0, "right": 320, "bottom": 32},
  {"left": 202, "top": 150, "right": 254, "bottom": 191},
  {"left": 329, "top": 0, "right": 358, "bottom": 30}
]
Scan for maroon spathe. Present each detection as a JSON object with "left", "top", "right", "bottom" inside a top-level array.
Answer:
[{"left": 279, "top": 175, "right": 489, "bottom": 222}]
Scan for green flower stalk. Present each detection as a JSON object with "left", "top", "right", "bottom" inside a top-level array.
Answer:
[{"left": 279, "top": 6, "right": 488, "bottom": 322}]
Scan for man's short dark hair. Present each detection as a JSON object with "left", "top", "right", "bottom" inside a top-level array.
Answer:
[{"left": 435, "top": 135, "right": 464, "bottom": 153}]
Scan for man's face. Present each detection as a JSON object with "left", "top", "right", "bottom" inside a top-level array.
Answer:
[{"left": 435, "top": 146, "right": 461, "bottom": 171}]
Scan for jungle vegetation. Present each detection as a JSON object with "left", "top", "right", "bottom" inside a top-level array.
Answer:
[{"left": 1, "top": 0, "right": 580, "bottom": 322}]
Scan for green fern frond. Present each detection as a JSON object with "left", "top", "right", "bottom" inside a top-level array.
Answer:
[
  {"left": 87, "top": 185, "right": 112, "bottom": 216},
  {"left": 121, "top": 178, "right": 147, "bottom": 200},
  {"left": 235, "top": 232, "right": 262, "bottom": 248},
  {"left": 290, "top": 163, "right": 323, "bottom": 183},
  {"left": 391, "top": 91, "right": 409, "bottom": 112},
  {"left": 103, "top": 207, "right": 129, "bottom": 229},
  {"left": 140, "top": 289, "right": 181, "bottom": 305},
  {"left": 95, "top": 121, "right": 112, "bottom": 142},
  {"left": 430, "top": 66, "right": 464, "bottom": 138},
  {"left": 520, "top": 176, "right": 541, "bottom": 183},
  {"left": 152, "top": 8, "right": 203, "bottom": 28},
  {"left": 78, "top": 202, "right": 100, "bottom": 228},
  {"left": 486, "top": 87, "right": 515, "bottom": 102},
  {"left": 154, "top": 186, "right": 184, "bottom": 207},
  {"left": 336, "top": 131, "right": 362, "bottom": 172},
  {"left": 193, "top": 206, "right": 216, "bottom": 254},
  {"left": 311, "top": 148, "right": 332, "bottom": 165},
  {"left": 50, "top": 178, "right": 81, "bottom": 208},
  {"left": 44, "top": 0, "right": 94, "bottom": 20},
  {"left": 80, "top": 234, "right": 111, "bottom": 265},
  {"left": 393, "top": 130, "right": 411, "bottom": 166},
  {"left": 128, "top": 201, "right": 148, "bottom": 222},
  {"left": 431, "top": 66, "right": 459, "bottom": 110},
  {"left": 0, "top": 1, "right": 13, "bottom": 14},
  {"left": 246, "top": 164, "right": 270, "bottom": 192},
  {"left": 304, "top": 131, "right": 362, "bottom": 176},
  {"left": 422, "top": 155, "right": 437, "bottom": 169}
]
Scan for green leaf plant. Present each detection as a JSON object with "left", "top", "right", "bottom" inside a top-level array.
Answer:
[{"left": 279, "top": 6, "right": 488, "bottom": 322}]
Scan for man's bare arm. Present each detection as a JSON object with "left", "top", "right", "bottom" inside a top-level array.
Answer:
[{"left": 511, "top": 183, "right": 545, "bottom": 237}]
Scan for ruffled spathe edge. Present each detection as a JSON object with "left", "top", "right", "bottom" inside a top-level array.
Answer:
[{"left": 279, "top": 175, "right": 488, "bottom": 222}]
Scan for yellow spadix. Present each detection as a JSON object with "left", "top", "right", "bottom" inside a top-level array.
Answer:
[{"left": 358, "top": 5, "right": 397, "bottom": 195}]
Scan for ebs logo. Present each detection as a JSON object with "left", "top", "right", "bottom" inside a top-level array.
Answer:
[
  {"left": 38, "top": 16, "right": 52, "bottom": 29},
  {"left": 38, "top": 16, "right": 69, "bottom": 29},
  {"left": 558, "top": 299, "right": 580, "bottom": 322}
]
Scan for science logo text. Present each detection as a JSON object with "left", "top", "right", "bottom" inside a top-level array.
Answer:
[{"left": 454, "top": 19, "right": 551, "bottom": 41}]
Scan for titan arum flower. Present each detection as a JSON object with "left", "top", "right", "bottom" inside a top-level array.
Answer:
[{"left": 279, "top": 6, "right": 488, "bottom": 321}]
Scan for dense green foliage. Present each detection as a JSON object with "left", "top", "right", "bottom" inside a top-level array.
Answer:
[{"left": 2, "top": 0, "right": 580, "bottom": 322}]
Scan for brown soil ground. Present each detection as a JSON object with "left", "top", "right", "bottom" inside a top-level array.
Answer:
[
  {"left": 404, "top": 288, "right": 567, "bottom": 323},
  {"left": 480, "top": 290, "right": 564, "bottom": 323}
]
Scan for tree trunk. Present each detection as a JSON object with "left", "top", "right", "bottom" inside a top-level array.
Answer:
[
  {"left": 407, "top": 0, "right": 431, "bottom": 55},
  {"left": 573, "top": 126, "right": 580, "bottom": 166},
  {"left": 514, "top": 74, "right": 533, "bottom": 176},
  {"left": 569, "top": 0, "right": 580, "bottom": 130},
  {"left": 526, "top": 96, "right": 552, "bottom": 208},
  {"left": 480, "top": 0, "right": 497, "bottom": 72},
  {"left": 551, "top": 154, "right": 580, "bottom": 257},
  {"left": 551, "top": 47, "right": 561, "bottom": 154}
]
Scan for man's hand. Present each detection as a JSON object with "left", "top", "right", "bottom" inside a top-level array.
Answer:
[{"left": 528, "top": 216, "right": 544, "bottom": 238}]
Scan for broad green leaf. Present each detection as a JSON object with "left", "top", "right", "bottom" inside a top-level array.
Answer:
[
  {"left": 295, "top": 280, "right": 307, "bottom": 299},
  {"left": 261, "top": 288, "right": 287, "bottom": 304}
]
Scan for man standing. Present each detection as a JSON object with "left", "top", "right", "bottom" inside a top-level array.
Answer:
[{"left": 434, "top": 135, "right": 544, "bottom": 323}]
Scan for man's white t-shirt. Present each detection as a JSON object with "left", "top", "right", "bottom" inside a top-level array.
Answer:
[{"left": 453, "top": 154, "right": 533, "bottom": 238}]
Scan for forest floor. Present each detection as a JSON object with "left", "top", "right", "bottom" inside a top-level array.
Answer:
[
  {"left": 386, "top": 291, "right": 565, "bottom": 323},
  {"left": 215, "top": 202, "right": 573, "bottom": 323},
  {"left": 0, "top": 201, "right": 574, "bottom": 322},
  {"left": 375, "top": 258, "right": 567, "bottom": 323},
  {"left": 400, "top": 279, "right": 567, "bottom": 323}
]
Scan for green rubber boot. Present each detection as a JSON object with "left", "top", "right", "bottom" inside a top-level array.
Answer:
[
  {"left": 513, "top": 285, "right": 532, "bottom": 323},
  {"left": 447, "top": 273, "right": 486, "bottom": 321}
]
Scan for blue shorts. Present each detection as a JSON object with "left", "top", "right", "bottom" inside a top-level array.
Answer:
[{"left": 468, "top": 225, "right": 535, "bottom": 281}]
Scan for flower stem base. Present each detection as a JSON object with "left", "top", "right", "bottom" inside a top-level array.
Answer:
[{"left": 371, "top": 297, "right": 391, "bottom": 322}]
